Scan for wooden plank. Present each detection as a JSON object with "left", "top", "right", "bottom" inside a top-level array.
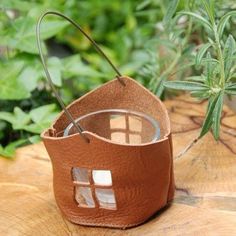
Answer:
[{"left": 1, "top": 95, "right": 236, "bottom": 235}]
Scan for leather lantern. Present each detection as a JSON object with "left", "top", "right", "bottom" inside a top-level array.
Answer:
[{"left": 37, "top": 11, "right": 175, "bottom": 229}]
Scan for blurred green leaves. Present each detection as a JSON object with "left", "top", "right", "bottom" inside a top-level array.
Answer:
[
  {"left": 163, "top": 0, "right": 179, "bottom": 25},
  {"left": 0, "top": 61, "right": 30, "bottom": 100},
  {"left": 62, "top": 55, "right": 103, "bottom": 79},
  {"left": 0, "top": 104, "right": 58, "bottom": 134},
  {"left": 1, "top": 17, "right": 69, "bottom": 54},
  {"left": 177, "top": 11, "right": 212, "bottom": 30},
  {"left": 0, "top": 0, "right": 160, "bottom": 158},
  {"left": 1, "top": 0, "right": 236, "bottom": 159},
  {"left": 0, "top": 139, "right": 27, "bottom": 158},
  {"left": 0, "top": 103, "right": 58, "bottom": 158},
  {"left": 217, "top": 11, "right": 236, "bottom": 37}
]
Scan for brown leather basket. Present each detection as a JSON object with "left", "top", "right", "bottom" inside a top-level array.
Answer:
[{"left": 36, "top": 11, "right": 175, "bottom": 229}]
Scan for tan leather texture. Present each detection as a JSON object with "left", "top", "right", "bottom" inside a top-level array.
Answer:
[{"left": 42, "top": 76, "right": 175, "bottom": 228}]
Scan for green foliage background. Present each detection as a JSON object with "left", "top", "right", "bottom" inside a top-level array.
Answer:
[{"left": 0, "top": 0, "right": 236, "bottom": 158}]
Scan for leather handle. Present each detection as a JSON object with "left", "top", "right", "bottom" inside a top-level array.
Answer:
[{"left": 36, "top": 11, "right": 125, "bottom": 143}]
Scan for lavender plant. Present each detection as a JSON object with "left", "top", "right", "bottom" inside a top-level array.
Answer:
[{"left": 164, "top": 0, "right": 236, "bottom": 140}]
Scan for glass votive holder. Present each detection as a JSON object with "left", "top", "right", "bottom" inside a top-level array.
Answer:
[{"left": 63, "top": 109, "right": 160, "bottom": 144}]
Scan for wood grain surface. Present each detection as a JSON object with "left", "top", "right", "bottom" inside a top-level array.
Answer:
[{"left": 1, "top": 95, "right": 236, "bottom": 235}]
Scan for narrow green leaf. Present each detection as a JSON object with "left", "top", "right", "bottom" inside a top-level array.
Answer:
[
  {"left": 200, "top": 0, "right": 215, "bottom": 24},
  {"left": 206, "top": 52, "right": 214, "bottom": 85},
  {"left": 218, "top": 11, "right": 236, "bottom": 37},
  {"left": 190, "top": 90, "right": 210, "bottom": 99},
  {"left": 209, "top": 0, "right": 215, "bottom": 20},
  {"left": 225, "top": 89, "right": 236, "bottom": 95},
  {"left": 155, "top": 80, "right": 165, "bottom": 98},
  {"left": 164, "top": 81, "right": 209, "bottom": 91},
  {"left": 200, "top": 94, "right": 220, "bottom": 138},
  {"left": 195, "top": 43, "right": 212, "bottom": 66},
  {"left": 225, "top": 84, "right": 236, "bottom": 95},
  {"left": 223, "top": 35, "right": 236, "bottom": 80},
  {"left": 226, "top": 84, "right": 236, "bottom": 89},
  {"left": 212, "top": 92, "right": 224, "bottom": 140},
  {"left": 201, "top": 57, "right": 219, "bottom": 64},
  {"left": 228, "top": 73, "right": 236, "bottom": 81},
  {"left": 164, "top": 0, "right": 180, "bottom": 24},
  {"left": 152, "top": 76, "right": 166, "bottom": 98},
  {"left": 208, "top": 37, "right": 215, "bottom": 45},
  {"left": 186, "top": 76, "right": 205, "bottom": 82},
  {"left": 136, "top": 0, "right": 151, "bottom": 10},
  {"left": 177, "top": 11, "right": 212, "bottom": 30}
]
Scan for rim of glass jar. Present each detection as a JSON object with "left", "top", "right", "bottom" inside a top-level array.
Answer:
[{"left": 63, "top": 109, "right": 161, "bottom": 143}]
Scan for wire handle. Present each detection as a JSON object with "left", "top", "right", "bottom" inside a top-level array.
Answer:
[{"left": 36, "top": 11, "right": 124, "bottom": 143}]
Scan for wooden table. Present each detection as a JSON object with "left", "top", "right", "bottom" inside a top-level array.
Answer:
[{"left": 1, "top": 96, "right": 236, "bottom": 235}]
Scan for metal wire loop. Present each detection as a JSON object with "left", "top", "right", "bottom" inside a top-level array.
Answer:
[{"left": 36, "top": 11, "right": 124, "bottom": 143}]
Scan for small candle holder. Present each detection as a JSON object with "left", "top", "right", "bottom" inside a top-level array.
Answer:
[
  {"left": 37, "top": 11, "right": 174, "bottom": 229},
  {"left": 63, "top": 109, "right": 161, "bottom": 144}
]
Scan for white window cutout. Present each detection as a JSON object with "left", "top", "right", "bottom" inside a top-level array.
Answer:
[
  {"left": 75, "top": 186, "right": 95, "bottom": 207},
  {"left": 110, "top": 115, "right": 126, "bottom": 129},
  {"left": 92, "top": 170, "right": 112, "bottom": 186},
  {"left": 72, "top": 168, "right": 116, "bottom": 210},
  {"left": 72, "top": 167, "right": 89, "bottom": 184},
  {"left": 129, "top": 115, "right": 142, "bottom": 132},
  {"left": 95, "top": 188, "right": 116, "bottom": 209},
  {"left": 111, "top": 132, "right": 126, "bottom": 143}
]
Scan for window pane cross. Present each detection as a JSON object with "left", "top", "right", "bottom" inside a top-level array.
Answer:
[{"left": 72, "top": 167, "right": 116, "bottom": 210}]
